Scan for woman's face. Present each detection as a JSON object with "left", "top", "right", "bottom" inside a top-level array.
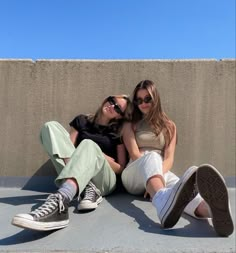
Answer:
[
  {"left": 102, "top": 96, "right": 127, "bottom": 120},
  {"left": 135, "top": 89, "right": 152, "bottom": 115}
]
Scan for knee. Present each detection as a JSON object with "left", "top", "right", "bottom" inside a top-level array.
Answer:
[
  {"left": 40, "top": 121, "right": 59, "bottom": 141},
  {"left": 42, "top": 121, "right": 59, "bottom": 130},
  {"left": 146, "top": 151, "right": 162, "bottom": 163},
  {"left": 79, "top": 139, "right": 98, "bottom": 149},
  {"left": 80, "top": 139, "right": 93, "bottom": 145},
  {"left": 142, "top": 152, "right": 164, "bottom": 181},
  {"left": 75, "top": 139, "right": 101, "bottom": 156},
  {"left": 41, "top": 121, "right": 58, "bottom": 132}
]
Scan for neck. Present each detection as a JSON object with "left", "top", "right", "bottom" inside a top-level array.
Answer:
[{"left": 96, "top": 115, "right": 110, "bottom": 125}]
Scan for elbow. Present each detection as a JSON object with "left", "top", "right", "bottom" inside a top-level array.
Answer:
[
  {"left": 130, "top": 153, "right": 141, "bottom": 161},
  {"left": 112, "top": 163, "right": 125, "bottom": 174},
  {"left": 117, "top": 164, "right": 125, "bottom": 174}
]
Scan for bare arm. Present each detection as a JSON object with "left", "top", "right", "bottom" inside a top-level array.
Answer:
[
  {"left": 122, "top": 122, "right": 141, "bottom": 161},
  {"left": 162, "top": 122, "right": 177, "bottom": 174},
  {"left": 69, "top": 127, "right": 79, "bottom": 146},
  {"left": 70, "top": 126, "right": 126, "bottom": 174}
]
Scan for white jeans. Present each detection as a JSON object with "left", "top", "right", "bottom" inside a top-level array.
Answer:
[{"left": 121, "top": 151, "right": 203, "bottom": 218}]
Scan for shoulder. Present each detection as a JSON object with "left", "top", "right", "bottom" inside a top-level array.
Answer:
[
  {"left": 168, "top": 120, "right": 176, "bottom": 132},
  {"left": 121, "top": 122, "right": 136, "bottom": 134},
  {"left": 166, "top": 120, "right": 177, "bottom": 142},
  {"left": 69, "top": 114, "right": 91, "bottom": 130}
]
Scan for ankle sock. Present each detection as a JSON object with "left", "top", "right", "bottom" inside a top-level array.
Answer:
[{"left": 58, "top": 181, "right": 77, "bottom": 202}]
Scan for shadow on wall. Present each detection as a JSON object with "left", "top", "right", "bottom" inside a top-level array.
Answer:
[
  {"left": 16, "top": 160, "right": 236, "bottom": 192},
  {"left": 22, "top": 160, "right": 57, "bottom": 192}
]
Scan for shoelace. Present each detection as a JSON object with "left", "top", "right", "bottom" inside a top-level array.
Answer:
[
  {"left": 30, "top": 193, "right": 65, "bottom": 218},
  {"left": 83, "top": 183, "right": 97, "bottom": 201}
]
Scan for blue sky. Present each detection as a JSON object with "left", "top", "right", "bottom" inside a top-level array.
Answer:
[{"left": 0, "top": 0, "right": 235, "bottom": 60}]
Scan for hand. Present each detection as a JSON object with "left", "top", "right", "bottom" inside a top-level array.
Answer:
[
  {"left": 104, "top": 153, "right": 115, "bottom": 162},
  {"left": 144, "top": 191, "right": 152, "bottom": 200}
]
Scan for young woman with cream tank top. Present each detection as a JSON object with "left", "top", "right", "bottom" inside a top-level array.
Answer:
[{"left": 121, "top": 80, "right": 234, "bottom": 237}]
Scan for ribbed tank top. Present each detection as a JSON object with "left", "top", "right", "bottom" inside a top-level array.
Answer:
[{"left": 135, "top": 119, "right": 165, "bottom": 157}]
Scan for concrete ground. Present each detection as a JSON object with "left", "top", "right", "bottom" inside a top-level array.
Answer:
[{"left": 0, "top": 181, "right": 235, "bottom": 253}]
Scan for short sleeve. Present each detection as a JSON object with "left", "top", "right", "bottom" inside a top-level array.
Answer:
[
  {"left": 108, "top": 132, "right": 123, "bottom": 146},
  {"left": 69, "top": 114, "right": 88, "bottom": 132}
]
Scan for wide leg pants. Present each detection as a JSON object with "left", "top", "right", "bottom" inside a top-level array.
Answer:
[
  {"left": 121, "top": 151, "right": 203, "bottom": 218},
  {"left": 40, "top": 121, "right": 116, "bottom": 196}
]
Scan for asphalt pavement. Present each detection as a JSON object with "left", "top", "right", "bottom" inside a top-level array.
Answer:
[{"left": 0, "top": 179, "right": 235, "bottom": 253}]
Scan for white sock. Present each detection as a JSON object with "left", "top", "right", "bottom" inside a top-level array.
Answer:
[{"left": 152, "top": 188, "right": 168, "bottom": 207}]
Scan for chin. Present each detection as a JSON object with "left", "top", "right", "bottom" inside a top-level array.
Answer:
[{"left": 141, "top": 109, "right": 150, "bottom": 114}]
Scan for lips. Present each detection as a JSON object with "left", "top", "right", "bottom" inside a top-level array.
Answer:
[
  {"left": 105, "top": 105, "right": 114, "bottom": 114},
  {"left": 140, "top": 106, "right": 149, "bottom": 110},
  {"left": 109, "top": 106, "right": 114, "bottom": 113}
]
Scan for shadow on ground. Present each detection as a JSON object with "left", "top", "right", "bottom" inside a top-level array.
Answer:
[
  {"left": 22, "top": 160, "right": 57, "bottom": 192},
  {"left": 0, "top": 229, "right": 55, "bottom": 245},
  {"left": 106, "top": 193, "right": 217, "bottom": 238}
]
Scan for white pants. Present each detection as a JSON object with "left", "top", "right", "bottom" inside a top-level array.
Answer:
[{"left": 121, "top": 151, "right": 203, "bottom": 218}]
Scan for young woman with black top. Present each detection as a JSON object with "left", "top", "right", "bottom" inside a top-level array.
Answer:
[{"left": 12, "top": 95, "right": 132, "bottom": 231}]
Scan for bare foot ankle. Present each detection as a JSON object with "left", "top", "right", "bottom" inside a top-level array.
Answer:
[{"left": 194, "top": 201, "right": 211, "bottom": 218}]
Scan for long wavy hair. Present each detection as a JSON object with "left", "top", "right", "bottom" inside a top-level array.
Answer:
[
  {"left": 132, "top": 80, "right": 175, "bottom": 147},
  {"left": 88, "top": 95, "right": 132, "bottom": 133}
]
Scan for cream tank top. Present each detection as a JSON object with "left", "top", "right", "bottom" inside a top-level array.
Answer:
[{"left": 135, "top": 119, "right": 165, "bottom": 157}]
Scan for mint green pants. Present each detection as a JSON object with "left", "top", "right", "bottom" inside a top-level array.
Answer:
[{"left": 39, "top": 121, "right": 116, "bottom": 196}]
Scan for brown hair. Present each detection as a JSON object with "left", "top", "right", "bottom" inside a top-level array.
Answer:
[
  {"left": 132, "top": 80, "right": 175, "bottom": 147},
  {"left": 89, "top": 95, "right": 132, "bottom": 133}
]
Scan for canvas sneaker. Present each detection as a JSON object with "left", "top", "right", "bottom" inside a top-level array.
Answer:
[
  {"left": 152, "top": 166, "right": 198, "bottom": 228},
  {"left": 12, "top": 192, "right": 69, "bottom": 231},
  {"left": 196, "top": 164, "right": 234, "bottom": 237},
  {"left": 78, "top": 181, "right": 103, "bottom": 211}
]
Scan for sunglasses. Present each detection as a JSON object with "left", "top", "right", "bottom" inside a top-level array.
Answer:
[
  {"left": 107, "top": 96, "right": 124, "bottom": 116},
  {"left": 135, "top": 96, "right": 152, "bottom": 105}
]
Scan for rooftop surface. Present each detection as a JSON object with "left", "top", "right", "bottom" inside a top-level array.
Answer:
[{"left": 0, "top": 181, "right": 235, "bottom": 253}]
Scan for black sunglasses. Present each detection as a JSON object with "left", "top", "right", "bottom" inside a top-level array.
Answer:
[
  {"left": 135, "top": 96, "right": 152, "bottom": 105},
  {"left": 107, "top": 96, "right": 124, "bottom": 116}
]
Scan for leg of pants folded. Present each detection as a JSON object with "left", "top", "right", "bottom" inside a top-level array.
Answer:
[
  {"left": 55, "top": 139, "right": 116, "bottom": 196},
  {"left": 121, "top": 151, "right": 164, "bottom": 195},
  {"left": 40, "top": 121, "right": 116, "bottom": 196},
  {"left": 40, "top": 121, "right": 75, "bottom": 175},
  {"left": 122, "top": 150, "right": 203, "bottom": 218}
]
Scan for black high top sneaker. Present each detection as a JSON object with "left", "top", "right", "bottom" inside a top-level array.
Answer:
[
  {"left": 78, "top": 181, "right": 103, "bottom": 211},
  {"left": 12, "top": 192, "right": 69, "bottom": 231}
]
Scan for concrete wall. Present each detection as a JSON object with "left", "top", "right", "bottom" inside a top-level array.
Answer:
[{"left": 0, "top": 59, "right": 235, "bottom": 185}]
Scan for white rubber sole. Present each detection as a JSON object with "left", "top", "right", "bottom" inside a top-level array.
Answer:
[
  {"left": 12, "top": 216, "right": 69, "bottom": 231},
  {"left": 78, "top": 196, "right": 103, "bottom": 211}
]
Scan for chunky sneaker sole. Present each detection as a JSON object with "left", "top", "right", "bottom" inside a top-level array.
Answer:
[
  {"left": 161, "top": 166, "right": 198, "bottom": 228},
  {"left": 78, "top": 196, "right": 103, "bottom": 211},
  {"left": 12, "top": 215, "right": 69, "bottom": 231},
  {"left": 11, "top": 193, "right": 69, "bottom": 231},
  {"left": 196, "top": 164, "right": 234, "bottom": 237}
]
